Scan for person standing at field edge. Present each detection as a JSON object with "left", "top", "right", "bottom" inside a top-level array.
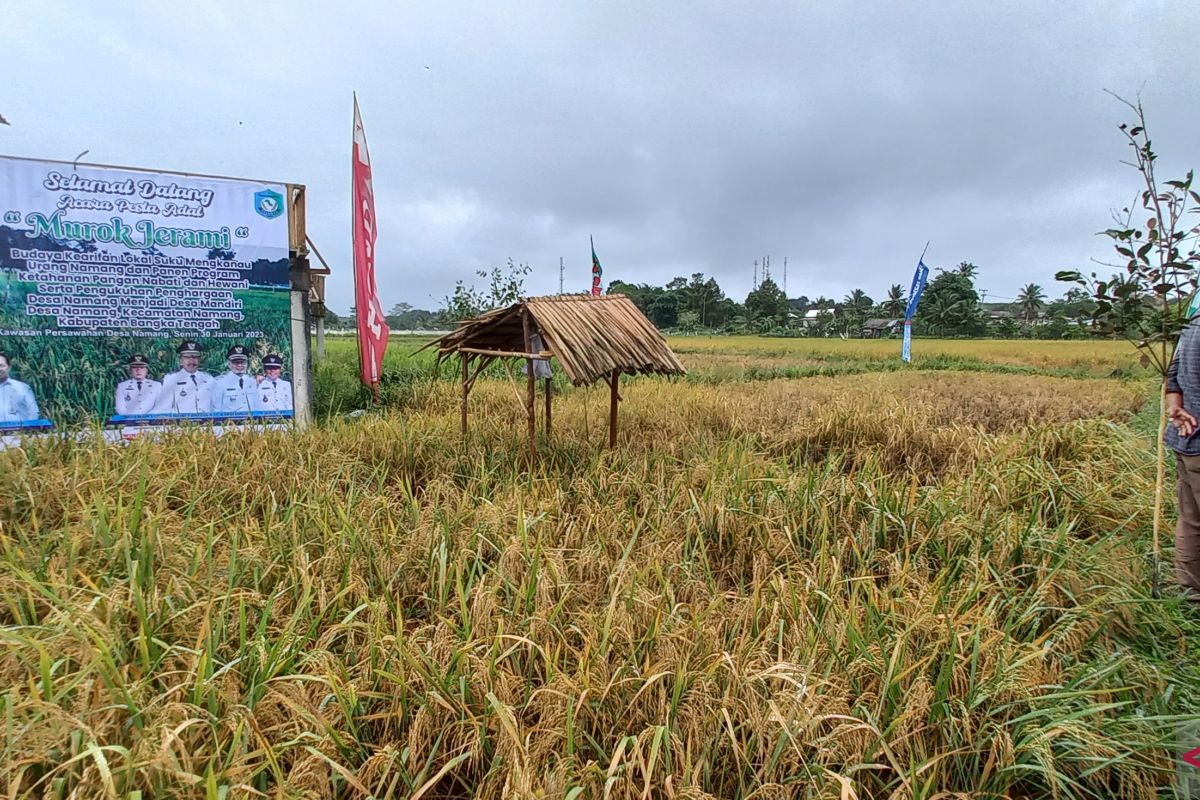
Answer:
[
  {"left": 252, "top": 353, "right": 293, "bottom": 414},
  {"left": 114, "top": 353, "right": 161, "bottom": 415},
  {"left": 0, "top": 351, "right": 40, "bottom": 423},
  {"left": 210, "top": 344, "right": 255, "bottom": 415},
  {"left": 153, "top": 340, "right": 214, "bottom": 415},
  {"left": 1164, "top": 318, "right": 1200, "bottom": 603}
]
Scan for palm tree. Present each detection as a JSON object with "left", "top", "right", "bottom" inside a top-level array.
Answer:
[
  {"left": 923, "top": 293, "right": 968, "bottom": 336},
  {"left": 842, "top": 289, "right": 874, "bottom": 313},
  {"left": 955, "top": 262, "right": 980, "bottom": 279},
  {"left": 840, "top": 289, "right": 874, "bottom": 334},
  {"left": 1016, "top": 282, "right": 1046, "bottom": 325},
  {"left": 884, "top": 284, "right": 907, "bottom": 317}
]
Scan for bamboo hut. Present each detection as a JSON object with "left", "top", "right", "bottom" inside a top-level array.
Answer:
[{"left": 424, "top": 294, "right": 686, "bottom": 460}]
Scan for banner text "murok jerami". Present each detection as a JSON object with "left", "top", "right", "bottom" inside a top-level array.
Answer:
[{"left": 24, "top": 211, "right": 231, "bottom": 250}]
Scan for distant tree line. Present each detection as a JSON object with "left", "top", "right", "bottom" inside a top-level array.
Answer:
[
  {"left": 606, "top": 261, "right": 1101, "bottom": 339},
  {"left": 324, "top": 258, "right": 1110, "bottom": 339}
]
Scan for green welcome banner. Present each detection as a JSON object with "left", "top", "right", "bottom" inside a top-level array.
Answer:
[{"left": 0, "top": 155, "right": 294, "bottom": 434}]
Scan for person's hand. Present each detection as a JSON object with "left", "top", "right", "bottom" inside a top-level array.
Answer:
[{"left": 1170, "top": 404, "right": 1198, "bottom": 437}]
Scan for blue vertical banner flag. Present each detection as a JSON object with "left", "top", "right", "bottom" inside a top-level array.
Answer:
[{"left": 901, "top": 259, "right": 929, "bottom": 363}]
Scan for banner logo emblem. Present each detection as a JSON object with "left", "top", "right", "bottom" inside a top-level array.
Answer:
[{"left": 254, "top": 189, "right": 284, "bottom": 219}]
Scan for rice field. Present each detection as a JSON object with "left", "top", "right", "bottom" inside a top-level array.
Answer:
[
  {"left": 667, "top": 336, "right": 1148, "bottom": 382},
  {"left": 3, "top": 337, "right": 1199, "bottom": 799}
]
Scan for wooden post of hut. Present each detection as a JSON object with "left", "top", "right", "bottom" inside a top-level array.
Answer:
[
  {"left": 312, "top": 273, "right": 327, "bottom": 361},
  {"left": 303, "top": 237, "right": 333, "bottom": 362},
  {"left": 461, "top": 352, "right": 469, "bottom": 437},
  {"left": 521, "top": 309, "right": 537, "bottom": 462},
  {"left": 421, "top": 294, "right": 687, "bottom": 462}
]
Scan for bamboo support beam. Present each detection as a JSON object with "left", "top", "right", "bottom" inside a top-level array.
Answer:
[
  {"left": 458, "top": 346, "right": 553, "bottom": 360},
  {"left": 544, "top": 377, "right": 552, "bottom": 438},
  {"left": 464, "top": 356, "right": 492, "bottom": 393}
]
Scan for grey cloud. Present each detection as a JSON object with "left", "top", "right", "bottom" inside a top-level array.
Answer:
[{"left": 1, "top": 1, "right": 1197, "bottom": 312}]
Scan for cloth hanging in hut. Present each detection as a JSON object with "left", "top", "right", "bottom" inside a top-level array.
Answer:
[{"left": 521, "top": 332, "right": 552, "bottom": 378}]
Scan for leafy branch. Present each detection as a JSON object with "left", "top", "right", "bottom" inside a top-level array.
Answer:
[
  {"left": 443, "top": 258, "right": 533, "bottom": 321},
  {"left": 1057, "top": 93, "right": 1200, "bottom": 374}
]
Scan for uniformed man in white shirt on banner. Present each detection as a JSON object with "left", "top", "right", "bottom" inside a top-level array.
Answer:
[
  {"left": 0, "top": 351, "right": 40, "bottom": 424},
  {"left": 253, "top": 353, "right": 293, "bottom": 414},
  {"left": 114, "top": 353, "right": 161, "bottom": 415},
  {"left": 154, "top": 340, "right": 214, "bottom": 415},
  {"left": 211, "top": 344, "right": 255, "bottom": 415}
]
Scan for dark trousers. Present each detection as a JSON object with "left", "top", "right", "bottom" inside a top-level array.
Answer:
[{"left": 1176, "top": 454, "right": 1200, "bottom": 600}]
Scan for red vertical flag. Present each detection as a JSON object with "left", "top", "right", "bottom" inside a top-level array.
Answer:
[{"left": 352, "top": 94, "right": 388, "bottom": 392}]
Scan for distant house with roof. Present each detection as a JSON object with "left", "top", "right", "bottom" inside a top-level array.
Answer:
[
  {"left": 796, "top": 307, "right": 835, "bottom": 328},
  {"left": 861, "top": 318, "right": 900, "bottom": 338}
]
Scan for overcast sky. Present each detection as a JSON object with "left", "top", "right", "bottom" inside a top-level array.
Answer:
[{"left": 3, "top": 1, "right": 1198, "bottom": 312}]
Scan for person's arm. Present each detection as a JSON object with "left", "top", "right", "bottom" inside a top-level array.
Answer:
[
  {"left": 210, "top": 378, "right": 223, "bottom": 412},
  {"left": 23, "top": 384, "right": 39, "bottom": 420},
  {"left": 240, "top": 378, "right": 254, "bottom": 413},
  {"left": 151, "top": 374, "right": 174, "bottom": 413},
  {"left": 115, "top": 384, "right": 128, "bottom": 416},
  {"left": 1168, "top": 347, "right": 1198, "bottom": 436},
  {"left": 144, "top": 382, "right": 161, "bottom": 412}
]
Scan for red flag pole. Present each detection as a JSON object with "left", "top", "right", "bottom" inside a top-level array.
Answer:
[
  {"left": 351, "top": 92, "right": 365, "bottom": 390},
  {"left": 351, "top": 93, "right": 389, "bottom": 401}
]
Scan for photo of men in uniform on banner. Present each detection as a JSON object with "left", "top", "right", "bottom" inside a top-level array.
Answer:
[
  {"left": 155, "top": 341, "right": 214, "bottom": 415},
  {"left": 255, "top": 353, "right": 293, "bottom": 413},
  {"left": 114, "top": 353, "right": 160, "bottom": 415},
  {"left": 99, "top": 340, "right": 296, "bottom": 443},
  {"left": 114, "top": 341, "right": 294, "bottom": 422},
  {"left": 212, "top": 344, "right": 255, "bottom": 414}
]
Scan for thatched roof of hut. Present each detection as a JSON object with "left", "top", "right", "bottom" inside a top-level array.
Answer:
[{"left": 426, "top": 294, "right": 687, "bottom": 386}]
